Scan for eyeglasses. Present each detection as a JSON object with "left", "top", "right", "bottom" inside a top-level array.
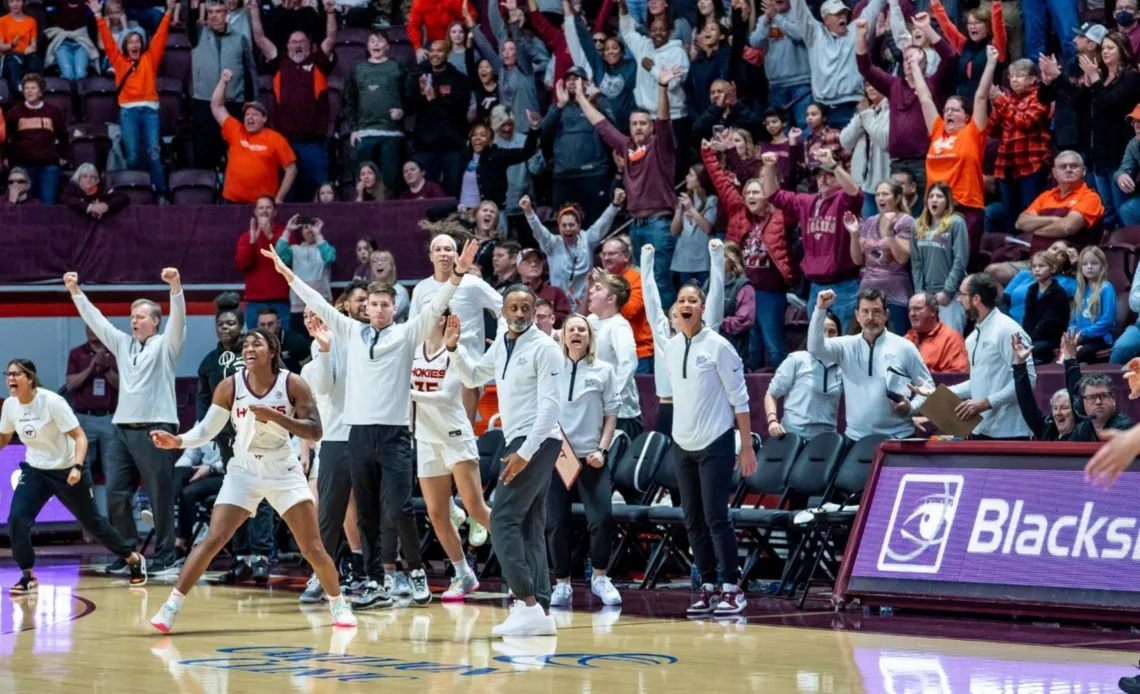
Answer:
[
  {"left": 7, "top": 178, "right": 28, "bottom": 185},
  {"left": 4, "top": 371, "right": 27, "bottom": 378},
  {"left": 1083, "top": 392, "right": 1115, "bottom": 403}
]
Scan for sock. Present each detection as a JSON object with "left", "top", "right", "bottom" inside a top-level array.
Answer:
[
  {"left": 350, "top": 551, "right": 364, "bottom": 574},
  {"left": 328, "top": 594, "right": 345, "bottom": 610},
  {"left": 452, "top": 559, "right": 471, "bottom": 577},
  {"left": 167, "top": 588, "right": 186, "bottom": 609}
]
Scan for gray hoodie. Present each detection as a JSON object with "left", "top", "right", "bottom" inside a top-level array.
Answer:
[{"left": 749, "top": 11, "right": 811, "bottom": 89}]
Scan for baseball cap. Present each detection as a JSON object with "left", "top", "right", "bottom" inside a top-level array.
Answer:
[
  {"left": 1073, "top": 22, "right": 1108, "bottom": 45},
  {"left": 1128, "top": 104, "right": 1140, "bottom": 122},
  {"left": 565, "top": 65, "right": 588, "bottom": 79},
  {"left": 517, "top": 248, "right": 546, "bottom": 266},
  {"left": 820, "top": 0, "right": 850, "bottom": 17},
  {"left": 242, "top": 101, "right": 269, "bottom": 117}
]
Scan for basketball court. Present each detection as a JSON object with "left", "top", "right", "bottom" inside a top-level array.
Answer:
[{"left": 2, "top": 552, "right": 1138, "bottom": 693}]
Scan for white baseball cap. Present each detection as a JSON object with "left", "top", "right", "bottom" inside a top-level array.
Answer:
[{"left": 820, "top": 0, "right": 850, "bottom": 17}]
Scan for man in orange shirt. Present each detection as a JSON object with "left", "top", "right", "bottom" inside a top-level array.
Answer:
[
  {"left": 0, "top": 0, "right": 41, "bottom": 98},
  {"left": 211, "top": 69, "right": 297, "bottom": 204},
  {"left": 904, "top": 292, "right": 969, "bottom": 373},
  {"left": 1015, "top": 151, "right": 1104, "bottom": 254},
  {"left": 599, "top": 237, "right": 654, "bottom": 373}
]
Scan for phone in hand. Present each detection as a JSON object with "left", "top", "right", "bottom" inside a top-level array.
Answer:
[
  {"left": 885, "top": 390, "right": 905, "bottom": 404},
  {"left": 712, "top": 125, "right": 726, "bottom": 141}
]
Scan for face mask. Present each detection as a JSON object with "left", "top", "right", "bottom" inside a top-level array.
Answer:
[{"left": 1118, "top": 10, "right": 1136, "bottom": 26}]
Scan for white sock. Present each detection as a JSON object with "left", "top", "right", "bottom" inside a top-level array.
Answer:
[
  {"left": 452, "top": 559, "right": 471, "bottom": 577},
  {"left": 328, "top": 594, "right": 346, "bottom": 610},
  {"left": 167, "top": 588, "right": 186, "bottom": 609}
]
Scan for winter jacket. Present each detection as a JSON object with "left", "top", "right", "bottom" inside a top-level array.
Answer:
[
  {"left": 692, "top": 102, "right": 763, "bottom": 144},
  {"left": 60, "top": 182, "right": 130, "bottom": 217},
  {"left": 462, "top": 129, "right": 541, "bottom": 208},
  {"left": 405, "top": 63, "right": 471, "bottom": 153},
  {"left": 702, "top": 147, "right": 794, "bottom": 285},
  {"left": 685, "top": 44, "right": 732, "bottom": 118},
  {"left": 407, "top": 0, "right": 470, "bottom": 51}
]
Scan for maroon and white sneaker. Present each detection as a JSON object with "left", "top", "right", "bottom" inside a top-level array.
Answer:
[
  {"left": 686, "top": 584, "right": 720, "bottom": 615},
  {"left": 713, "top": 587, "right": 747, "bottom": 615}
]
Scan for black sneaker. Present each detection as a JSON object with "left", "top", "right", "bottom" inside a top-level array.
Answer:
[
  {"left": 11, "top": 574, "right": 37, "bottom": 596},
  {"left": 148, "top": 561, "right": 179, "bottom": 577},
  {"left": 251, "top": 557, "right": 270, "bottom": 585},
  {"left": 222, "top": 559, "right": 252, "bottom": 584},
  {"left": 351, "top": 580, "right": 393, "bottom": 610},
  {"left": 1122, "top": 675, "right": 1140, "bottom": 694},
  {"left": 104, "top": 557, "right": 131, "bottom": 575},
  {"left": 128, "top": 554, "right": 148, "bottom": 587}
]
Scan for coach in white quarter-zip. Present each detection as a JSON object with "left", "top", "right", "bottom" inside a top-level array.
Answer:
[
  {"left": 666, "top": 281, "right": 755, "bottom": 618},
  {"left": 262, "top": 240, "right": 474, "bottom": 610},
  {"left": 449, "top": 284, "right": 563, "bottom": 639},
  {"left": 65, "top": 268, "right": 186, "bottom": 577},
  {"left": 808, "top": 287, "right": 932, "bottom": 441},
  {"left": 913, "top": 273, "right": 1035, "bottom": 440},
  {"left": 586, "top": 273, "right": 643, "bottom": 440}
]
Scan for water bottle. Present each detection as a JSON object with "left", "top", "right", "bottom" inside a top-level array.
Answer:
[{"left": 584, "top": 558, "right": 593, "bottom": 582}]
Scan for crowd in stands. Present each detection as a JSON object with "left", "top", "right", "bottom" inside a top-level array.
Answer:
[{"left": 4, "top": 0, "right": 1140, "bottom": 447}]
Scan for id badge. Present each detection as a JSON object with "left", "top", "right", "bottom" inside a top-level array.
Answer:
[{"left": 93, "top": 378, "right": 106, "bottom": 397}]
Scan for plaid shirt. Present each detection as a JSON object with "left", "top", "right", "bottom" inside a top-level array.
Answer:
[{"left": 989, "top": 88, "right": 1053, "bottom": 179}]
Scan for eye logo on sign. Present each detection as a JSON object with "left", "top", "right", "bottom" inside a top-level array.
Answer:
[{"left": 878, "top": 474, "right": 964, "bottom": 574}]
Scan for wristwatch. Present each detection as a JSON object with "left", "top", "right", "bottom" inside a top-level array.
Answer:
[{"left": 72, "top": 464, "right": 84, "bottom": 473}]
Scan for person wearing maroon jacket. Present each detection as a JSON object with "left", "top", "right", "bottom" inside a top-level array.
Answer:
[
  {"left": 235, "top": 196, "right": 291, "bottom": 331},
  {"left": 518, "top": 248, "right": 573, "bottom": 325},
  {"left": 397, "top": 159, "right": 447, "bottom": 200},
  {"left": 66, "top": 327, "right": 119, "bottom": 475},
  {"left": 248, "top": 0, "right": 337, "bottom": 203},
  {"left": 4, "top": 74, "right": 68, "bottom": 204},
  {"left": 854, "top": 14, "right": 954, "bottom": 193},
  {"left": 60, "top": 164, "right": 131, "bottom": 219},
  {"left": 578, "top": 65, "right": 681, "bottom": 310},
  {"left": 761, "top": 146, "right": 862, "bottom": 332}
]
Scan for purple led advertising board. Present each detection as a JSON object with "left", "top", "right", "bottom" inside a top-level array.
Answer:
[
  {"left": 845, "top": 454, "right": 1140, "bottom": 609},
  {"left": 0, "top": 445, "right": 77, "bottom": 527}
]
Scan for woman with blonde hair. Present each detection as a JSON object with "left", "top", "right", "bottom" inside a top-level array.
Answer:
[
  {"left": 547, "top": 314, "right": 623, "bottom": 609},
  {"left": 910, "top": 182, "right": 968, "bottom": 334},
  {"left": 369, "top": 249, "right": 410, "bottom": 323}
]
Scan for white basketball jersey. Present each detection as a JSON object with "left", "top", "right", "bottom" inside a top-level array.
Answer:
[
  {"left": 232, "top": 370, "right": 294, "bottom": 460},
  {"left": 410, "top": 345, "right": 473, "bottom": 445}
]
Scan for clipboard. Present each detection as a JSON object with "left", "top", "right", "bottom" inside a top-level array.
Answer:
[
  {"left": 916, "top": 384, "right": 983, "bottom": 438},
  {"left": 555, "top": 427, "right": 582, "bottom": 490}
]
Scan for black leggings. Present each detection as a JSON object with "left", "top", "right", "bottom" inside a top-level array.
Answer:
[
  {"left": 545, "top": 459, "right": 615, "bottom": 579},
  {"left": 674, "top": 429, "right": 741, "bottom": 585},
  {"left": 9, "top": 463, "right": 134, "bottom": 571}
]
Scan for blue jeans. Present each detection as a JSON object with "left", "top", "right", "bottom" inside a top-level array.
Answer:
[
  {"left": 245, "top": 301, "right": 291, "bottom": 331},
  {"left": 748, "top": 289, "right": 787, "bottom": 370},
  {"left": 887, "top": 303, "right": 910, "bottom": 335},
  {"left": 826, "top": 103, "right": 858, "bottom": 131},
  {"left": 55, "top": 40, "right": 90, "bottom": 80},
  {"left": 636, "top": 356, "right": 653, "bottom": 374},
  {"left": 631, "top": 217, "right": 676, "bottom": 309},
  {"left": 1111, "top": 324, "right": 1140, "bottom": 364},
  {"left": 120, "top": 106, "right": 166, "bottom": 197},
  {"left": 998, "top": 169, "right": 1047, "bottom": 228},
  {"left": 351, "top": 135, "right": 404, "bottom": 193},
  {"left": 862, "top": 192, "right": 878, "bottom": 218},
  {"left": 1022, "top": 0, "right": 1078, "bottom": 68},
  {"left": 808, "top": 278, "right": 860, "bottom": 334},
  {"left": 984, "top": 200, "right": 1007, "bottom": 234},
  {"left": 2, "top": 53, "right": 43, "bottom": 101},
  {"left": 289, "top": 139, "right": 329, "bottom": 203},
  {"left": 127, "top": 6, "right": 165, "bottom": 35},
  {"left": 1094, "top": 169, "right": 1121, "bottom": 228},
  {"left": 414, "top": 150, "right": 464, "bottom": 197},
  {"left": 25, "top": 164, "right": 60, "bottom": 204},
  {"left": 1112, "top": 183, "right": 1140, "bottom": 227},
  {"left": 768, "top": 82, "right": 812, "bottom": 130}
]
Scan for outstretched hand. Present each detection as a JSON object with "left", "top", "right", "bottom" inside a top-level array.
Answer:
[
  {"left": 260, "top": 244, "right": 297, "bottom": 283},
  {"left": 454, "top": 239, "right": 479, "bottom": 276},
  {"left": 444, "top": 314, "right": 461, "bottom": 351}
]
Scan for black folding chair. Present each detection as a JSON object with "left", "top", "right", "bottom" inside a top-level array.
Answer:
[{"left": 732, "top": 433, "right": 805, "bottom": 584}]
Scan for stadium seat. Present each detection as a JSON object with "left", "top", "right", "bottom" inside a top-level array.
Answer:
[
  {"left": 168, "top": 169, "right": 217, "bottom": 205},
  {"left": 69, "top": 123, "right": 112, "bottom": 171},
  {"left": 332, "top": 43, "right": 367, "bottom": 78},
  {"left": 603, "top": 431, "right": 671, "bottom": 576},
  {"left": 44, "top": 76, "right": 73, "bottom": 124},
  {"left": 157, "top": 76, "right": 184, "bottom": 136},
  {"left": 107, "top": 170, "right": 155, "bottom": 205},
  {"left": 326, "top": 75, "right": 344, "bottom": 137},
  {"left": 0, "top": 81, "right": 10, "bottom": 108},
  {"left": 161, "top": 37, "right": 193, "bottom": 87},
  {"left": 79, "top": 77, "right": 120, "bottom": 126},
  {"left": 338, "top": 28, "right": 369, "bottom": 45},
  {"left": 388, "top": 41, "right": 416, "bottom": 70}
]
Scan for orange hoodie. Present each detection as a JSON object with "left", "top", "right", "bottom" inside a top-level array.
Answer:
[{"left": 97, "top": 12, "right": 171, "bottom": 106}]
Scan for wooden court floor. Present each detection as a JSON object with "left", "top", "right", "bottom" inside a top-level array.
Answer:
[{"left": 0, "top": 557, "right": 1138, "bottom": 693}]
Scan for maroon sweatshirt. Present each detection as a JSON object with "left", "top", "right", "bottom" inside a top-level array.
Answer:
[
  {"left": 595, "top": 117, "right": 675, "bottom": 217},
  {"left": 5, "top": 102, "right": 68, "bottom": 167}
]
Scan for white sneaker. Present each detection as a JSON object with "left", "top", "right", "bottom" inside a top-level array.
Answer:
[
  {"left": 150, "top": 601, "right": 180, "bottom": 633},
  {"left": 329, "top": 595, "right": 357, "bottom": 627},
  {"left": 449, "top": 497, "right": 467, "bottom": 530},
  {"left": 492, "top": 602, "right": 557, "bottom": 637},
  {"left": 469, "top": 519, "right": 489, "bottom": 547},
  {"left": 409, "top": 569, "right": 432, "bottom": 605},
  {"left": 590, "top": 575, "right": 622, "bottom": 606},
  {"left": 392, "top": 572, "right": 413, "bottom": 597},
  {"left": 550, "top": 582, "right": 574, "bottom": 608}
]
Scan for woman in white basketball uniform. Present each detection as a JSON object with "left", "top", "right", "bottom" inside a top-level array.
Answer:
[
  {"left": 414, "top": 311, "right": 492, "bottom": 602},
  {"left": 3, "top": 359, "right": 147, "bottom": 594},
  {"left": 547, "top": 315, "right": 623, "bottom": 608},
  {"left": 148, "top": 330, "right": 355, "bottom": 632}
]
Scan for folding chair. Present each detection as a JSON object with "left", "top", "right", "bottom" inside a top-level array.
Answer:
[
  {"left": 732, "top": 433, "right": 805, "bottom": 584},
  {"left": 602, "top": 431, "right": 671, "bottom": 578}
]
